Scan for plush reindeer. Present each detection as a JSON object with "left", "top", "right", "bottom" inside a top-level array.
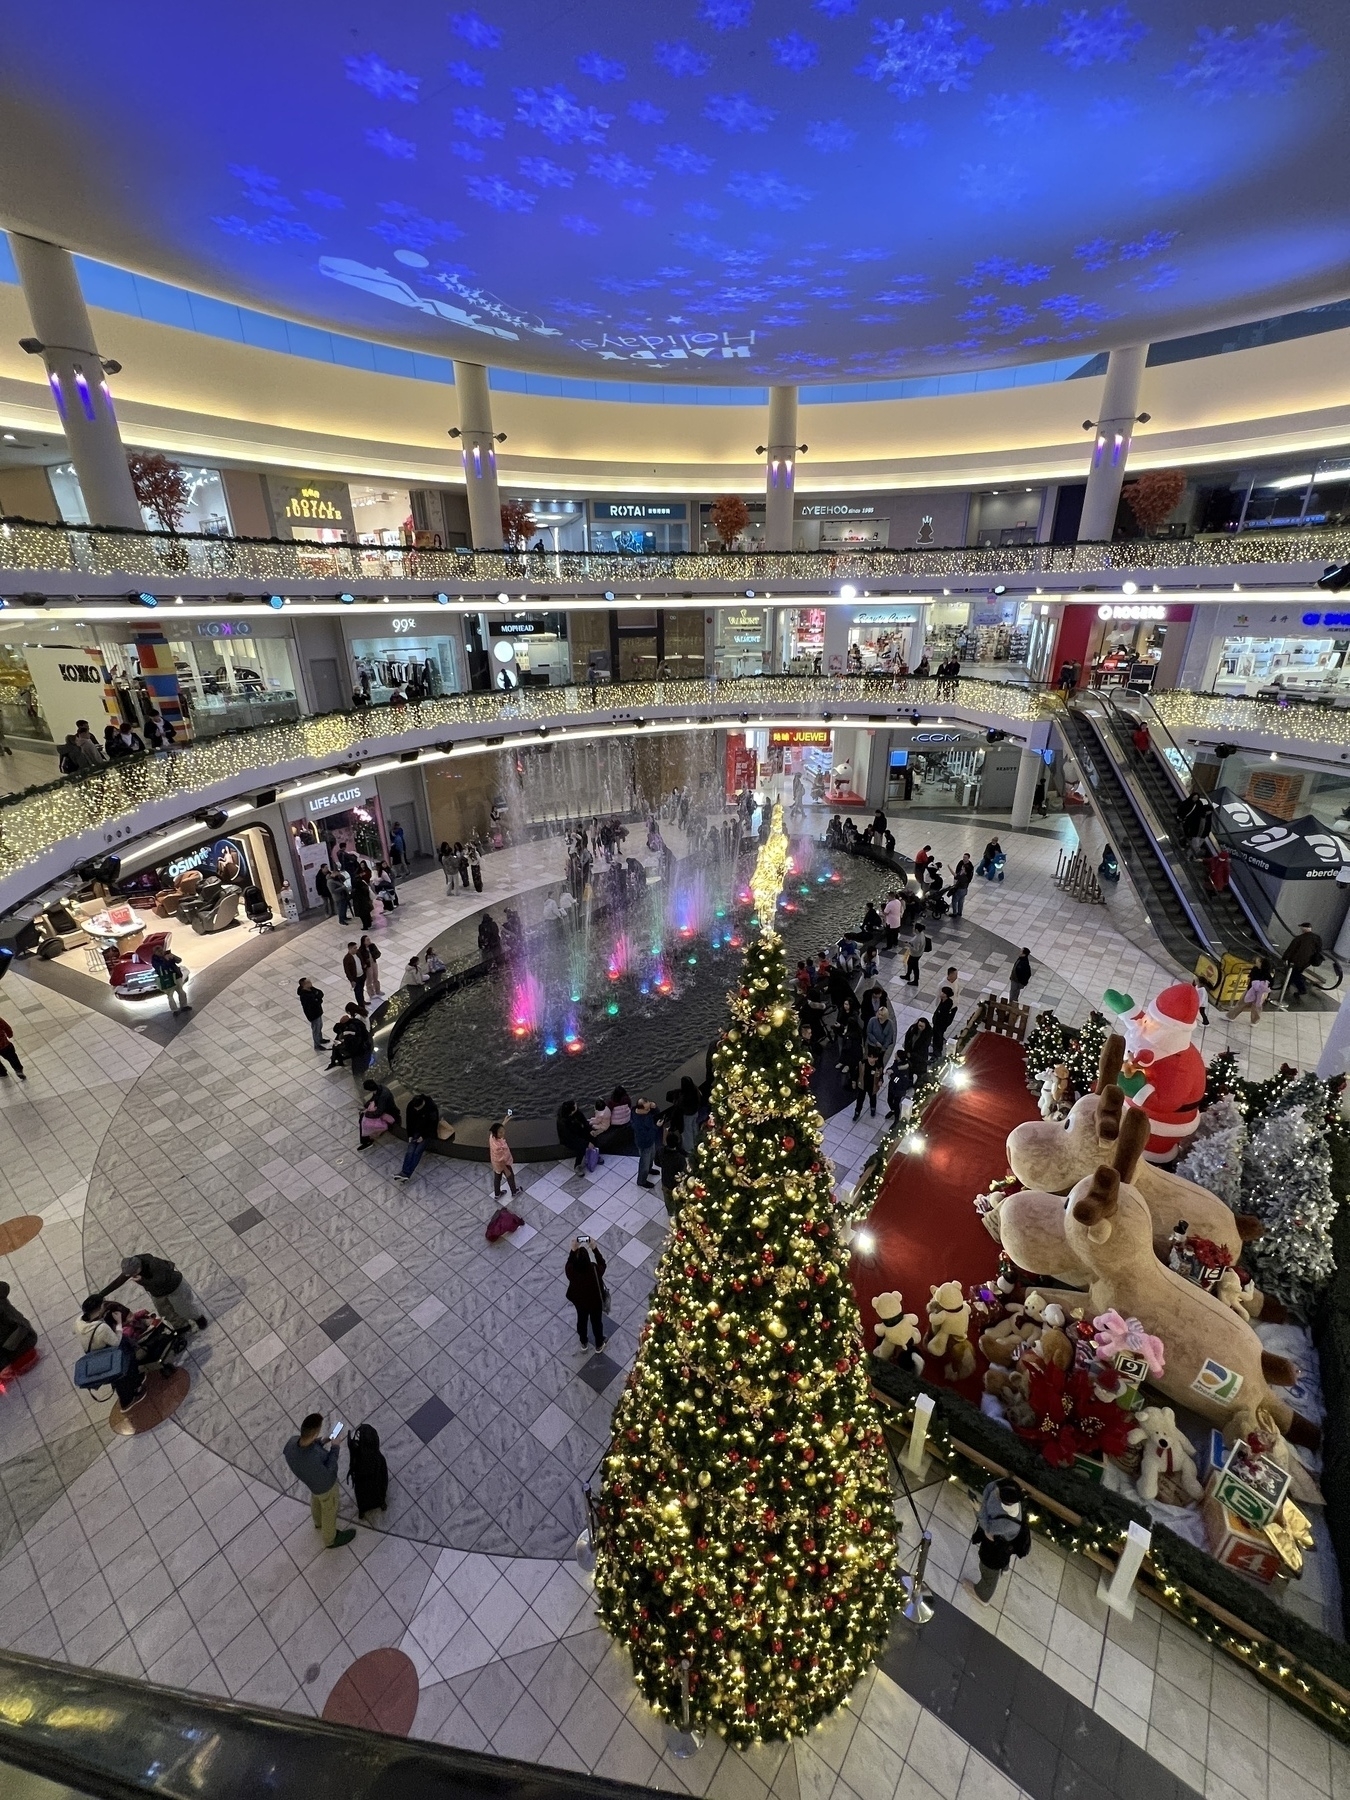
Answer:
[
  {"left": 1039, "top": 1109, "right": 1318, "bottom": 1448},
  {"left": 1007, "top": 1034, "right": 1264, "bottom": 1281}
]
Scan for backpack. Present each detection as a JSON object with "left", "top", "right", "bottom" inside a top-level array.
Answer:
[
  {"left": 73, "top": 1340, "right": 135, "bottom": 1395},
  {"left": 347, "top": 1423, "right": 389, "bottom": 1515}
]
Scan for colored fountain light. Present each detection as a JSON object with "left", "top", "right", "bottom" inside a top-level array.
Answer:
[{"left": 509, "top": 971, "right": 544, "bottom": 1036}]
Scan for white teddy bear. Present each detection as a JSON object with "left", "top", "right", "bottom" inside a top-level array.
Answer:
[
  {"left": 871, "top": 1292, "right": 923, "bottom": 1373},
  {"left": 1133, "top": 1404, "right": 1204, "bottom": 1505}
]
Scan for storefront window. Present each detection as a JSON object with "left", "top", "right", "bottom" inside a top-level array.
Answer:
[
  {"left": 485, "top": 615, "right": 568, "bottom": 688},
  {"left": 288, "top": 787, "right": 388, "bottom": 905},
  {"left": 847, "top": 610, "right": 920, "bottom": 675},
  {"left": 713, "top": 607, "right": 769, "bottom": 679},
  {"left": 1213, "top": 633, "right": 1349, "bottom": 697},
  {"left": 662, "top": 609, "right": 706, "bottom": 680},
  {"left": 725, "top": 728, "right": 835, "bottom": 803},
  {"left": 351, "top": 633, "right": 462, "bottom": 702},
  {"left": 590, "top": 501, "right": 688, "bottom": 553},
  {"left": 779, "top": 607, "right": 824, "bottom": 674},
  {"left": 96, "top": 625, "right": 300, "bottom": 740}
]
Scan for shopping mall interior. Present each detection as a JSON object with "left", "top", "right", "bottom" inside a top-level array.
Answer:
[{"left": 4, "top": 8, "right": 1350, "bottom": 1800}]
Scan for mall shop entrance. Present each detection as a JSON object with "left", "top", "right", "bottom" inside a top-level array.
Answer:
[
  {"left": 286, "top": 783, "right": 390, "bottom": 908},
  {"left": 886, "top": 735, "right": 989, "bottom": 809},
  {"left": 725, "top": 728, "right": 836, "bottom": 804}
]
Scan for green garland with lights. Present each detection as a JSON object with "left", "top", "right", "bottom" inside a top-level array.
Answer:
[
  {"left": 870, "top": 1360, "right": 1350, "bottom": 1740},
  {"left": 592, "top": 925, "right": 901, "bottom": 1744}
]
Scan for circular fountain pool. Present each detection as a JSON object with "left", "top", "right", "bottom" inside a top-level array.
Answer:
[{"left": 389, "top": 844, "right": 893, "bottom": 1124}]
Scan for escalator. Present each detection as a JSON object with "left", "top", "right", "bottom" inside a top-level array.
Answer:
[
  {"left": 1057, "top": 702, "right": 1262, "bottom": 972},
  {"left": 1090, "top": 695, "right": 1271, "bottom": 963}
]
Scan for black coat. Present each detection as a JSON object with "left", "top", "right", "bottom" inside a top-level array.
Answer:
[
  {"left": 405, "top": 1094, "right": 439, "bottom": 1140},
  {"left": 130, "top": 1254, "right": 182, "bottom": 1299},
  {"left": 565, "top": 1248, "right": 607, "bottom": 1311},
  {"left": 298, "top": 983, "right": 324, "bottom": 1020},
  {"left": 932, "top": 997, "right": 957, "bottom": 1037},
  {"left": 557, "top": 1106, "right": 592, "bottom": 1156},
  {"left": 1011, "top": 954, "right": 1032, "bottom": 986}
]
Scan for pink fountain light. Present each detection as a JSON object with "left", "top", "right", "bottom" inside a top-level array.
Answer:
[{"left": 509, "top": 972, "right": 544, "bottom": 1037}]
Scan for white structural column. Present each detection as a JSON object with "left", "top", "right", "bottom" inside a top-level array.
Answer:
[
  {"left": 764, "top": 384, "right": 800, "bottom": 553},
  {"left": 9, "top": 233, "right": 142, "bottom": 529},
  {"left": 452, "top": 360, "right": 504, "bottom": 549},
  {"left": 1010, "top": 745, "right": 1043, "bottom": 829},
  {"left": 1078, "top": 344, "right": 1148, "bottom": 543}
]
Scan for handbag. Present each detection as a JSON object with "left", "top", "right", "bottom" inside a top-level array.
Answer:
[
  {"left": 436, "top": 1119, "right": 456, "bottom": 1141},
  {"left": 73, "top": 1341, "right": 134, "bottom": 1394},
  {"left": 360, "top": 1114, "right": 391, "bottom": 1139},
  {"left": 924, "top": 935, "right": 932, "bottom": 953},
  {"left": 584, "top": 1143, "right": 601, "bottom": 1172}
]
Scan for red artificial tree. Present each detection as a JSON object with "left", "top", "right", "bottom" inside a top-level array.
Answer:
[
  {"left": 1122, "top": 469, "right": 1186, "bottom": 537},
  {"left": 500, "top": 497, "right": 536, "bottom": 549},
  {"left": 710, "top": 493, "right": 751, "bottom": 552},
  {"left": 127, "top": 452, "right": 192, "bottom": 533}
]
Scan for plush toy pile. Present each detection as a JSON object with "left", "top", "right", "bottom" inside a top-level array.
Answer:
[{"left": 877, "top": 1004, "right": 1338, "bottom": 1598}]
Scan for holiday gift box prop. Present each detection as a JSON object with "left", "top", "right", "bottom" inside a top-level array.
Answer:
[
  {"left": 1203, "top": 1492, "right": 1284, "bottom": 1586},
  {"left": 1212, "top": 1441, "right": 1291, "bottom": 1530},
  {"left": 1264, "top": 1500, "right": 1314, "bottom": 1575},
  {"left": 1113, "top": 1352, "right": 1151, "bottom": 1404}
]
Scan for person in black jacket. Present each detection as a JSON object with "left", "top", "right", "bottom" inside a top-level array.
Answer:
[
  {"left": 0, "top": 1280, "right": 37, "bottom": 1370},
  {"left": 397, "top": 1093, "right": 441, "bottom": 1183},
  {"left": 658, "top": 1127, "right": 688, "bottom": 1215},
  {"left": 903, "top": 1016, "right": 933, "bottom": 1084},
  {"left": 297, "top": 978, "right": 328, "bottom": 1052},
  {"left": 1009, "top": 947, "right": 1033, "bottom": 1008},
  {"left": 931, "top": 986, "right": 958, "bottom": 1062},
  {"left": 565, "top": 1235, "right": 608, "bottom": 1350},
  {"left": 358, "top": 1080, "right": 400, "bottom": 1151},
  {"left": 556, "top": 1099, "right": 593, "bottom": 1172},
  {"left": 120, "top": 1253, "right": 206, "bottom": 1332},
  {"left": 330, "top": 1005, "right": 372, "bottom": 1080}
]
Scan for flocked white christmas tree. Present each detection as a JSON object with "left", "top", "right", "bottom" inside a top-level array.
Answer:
[
  {"left": 1176, "top": 1095, "right": 1247, "bottom": 1210},
  {"left": 1239, "top": 1077, "right": 1337, "bottom": 1317}
]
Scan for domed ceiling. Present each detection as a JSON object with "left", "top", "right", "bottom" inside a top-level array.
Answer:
[{"left": 1, "top": 1, "right": 1347, "bottom": 383}]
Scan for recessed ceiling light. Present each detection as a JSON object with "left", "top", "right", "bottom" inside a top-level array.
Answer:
[{"left": 2, "top": 434, "right": 15, "bottom": 443}]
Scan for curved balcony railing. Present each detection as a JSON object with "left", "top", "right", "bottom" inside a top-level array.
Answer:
[
  {"left": 0, "top": 676, "right": 1343, "bottom": 913},
  {"left": 0, "top": 515, "right": 1346, "bottom": 588}
]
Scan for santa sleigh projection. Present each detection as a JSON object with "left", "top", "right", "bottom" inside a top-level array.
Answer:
[{"left": 1102, "top": 982, "right": 1207, "bottom": 1164}]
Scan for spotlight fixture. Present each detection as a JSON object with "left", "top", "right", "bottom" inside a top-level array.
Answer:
[
  {"left": 911, "top": 712, "right": 921, "bottom": 726},
  {"left": 744, "top": 589, "right": 756, "bottom": 599},
  {"left": 77, "top": 854, "right": 121, "bottom": 886},
  {"left": 338, "top": 593, "right": 355, "bottom": 605},
  {"left": 537, "top": 725, "right": 549, "bottom": 737},
  {"left": 839, "top": 584, "right": 857, "bottom": 602},
  {"left": 993, "top": 584, "right": 1006, "bottom": 596},
  {"left": 821, "top": 711, "right": 833, "bottom": 723},
  {"left": 338, "top": 762, "right": 361, "bottom": 777},
  {"left": 436, "top": 593, "right": 451, "bottom": 604},
  {"left": 398, "top": 750, "right": 420, "bottom": 763},
  {"left": 1215, "top": 743, "right": 1238, "bottom": 760},
  {"left": 193, "top": 807, "right": 228, "bottom": 830},
  {"left": 603, "top": 590, "right": 615, "bottom": 602},
  {"left": 1121, "top": 580, "right": 1138, "bottom": 595},
  {"left": 253, "top": 789, "right": 277, "bottom": 807},
  {"left": 1318, "top": 564, "right": 1350, "bottom": 592},
  {"left": 739, "top": 712, "right": 750, "bottom": 724},
  {"left": 634, "top": 717, "right": 647, "bottom": 728},
  {"left": 130, "top": 590, "right": 157, "bottom": 608},
  {"left": 267, "top": 594, "right": 285, "bottom": 610},
  {"left": 986, "top": 729, "right": 1006, "bottom": 743}
]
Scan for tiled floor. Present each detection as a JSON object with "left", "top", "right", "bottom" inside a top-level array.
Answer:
[{"left": 0, "top": 811, "right": 1341, "bottom": 1800}]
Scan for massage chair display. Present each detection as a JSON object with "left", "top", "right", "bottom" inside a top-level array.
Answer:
[{"left": 176, "top": 875, "right": 242, "bottom": 934}]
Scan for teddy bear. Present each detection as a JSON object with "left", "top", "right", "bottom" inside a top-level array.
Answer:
[
  {"left": 925, "top": 1280, "right": 971, "bottom": 1359},
  {"left": 982, "top": 1364, "right": 1036, "bottom": 1430},
  {"left": 979, "top": 1289, "right": 1055, "bottom": 1367},
  {"left": 871, "top": 1292, "right": 923, "bottom": 1373},
  {"left": 1133, "top": 1405, "right": 1204, "bottom": 1505},
  {"left": 944, "top": 1337, "right": 977, "bottom": 1383}
]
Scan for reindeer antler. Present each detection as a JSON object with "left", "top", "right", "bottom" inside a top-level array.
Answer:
[
  {"left": 1113, "top": 1106, "right": 1151, "bottom": 1184},
  {"left": 1096, "top": 1085, "right": 1124, "bottom": 1143},
  {"left": 1072, "top": 1164, "right": 1120, "bottom": 1227},
  {"left": 1098, "top": 1033, "right": 1126, "bottom": 1091}
]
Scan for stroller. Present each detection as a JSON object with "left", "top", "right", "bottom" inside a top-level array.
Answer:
[{"left": 73, "top": 1302, "right": 192, "bottom": 1409}]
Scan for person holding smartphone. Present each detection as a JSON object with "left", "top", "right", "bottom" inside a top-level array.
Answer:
[{"left": 282, "top": 1412, "right": 355, "bottom": 1549}]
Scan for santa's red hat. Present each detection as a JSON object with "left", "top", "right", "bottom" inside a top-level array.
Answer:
[{"left": 1145, "top": 983, "right": 1201, "bottom": 1030}]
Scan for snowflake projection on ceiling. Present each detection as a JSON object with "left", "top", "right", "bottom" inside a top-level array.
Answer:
[{"left": 3, "top": 0, "right": 1349, "bottom": 381}]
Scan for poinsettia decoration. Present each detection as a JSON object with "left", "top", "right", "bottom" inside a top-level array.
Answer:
[{"left": 1015, "top": 1355, "right": 1137, "bottom": 1468}]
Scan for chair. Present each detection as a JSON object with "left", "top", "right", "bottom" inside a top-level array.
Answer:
[{"left": 243, "top": 886, "right": 275, "bottom": 934}]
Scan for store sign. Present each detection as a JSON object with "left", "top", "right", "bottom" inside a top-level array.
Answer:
[
  {"left": 308, "top": 784, "right": 365, "bottom": 815},
  {"left": 1097, "top": 604, "right": 1166, "bottom": 621},
  {"left": 56, "top": 661, "right": 103, "bottom": 684},
  {"left": 853, "top": 611, "right": 917, "bottom": 625},
  {"left": 1301, "top": 611, "right": 1350, "bottom": 628},
  {"left": 769, "top": 729, "right": 831, "bottom": 746},
  {"left": 799, "top": 502, "right": 876, "bottom": 518},
  {"left": 284, "top": 486, "right": 343, "bottom": 523},
  {"left": 911, "top": 731, "right": 964, "bottom": 745},
  {"left": 592, "top": 501, "right": 687, "bottom": 520},
  {"left": 22, "top": 643, "right": 113, "bottom": 744},
  {"left": 489, "top": 617, "right": 551, "bottom": 637},
  {"left": 196, "top": 621, "right": 253, "bottom": 637},
  {"left": 164, "top": 837, "right": 251, "bottom": 885}
]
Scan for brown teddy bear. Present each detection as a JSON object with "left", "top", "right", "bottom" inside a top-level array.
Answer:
[{"left": 925, "top": 1280, "right": 971, "bottom": 1359}]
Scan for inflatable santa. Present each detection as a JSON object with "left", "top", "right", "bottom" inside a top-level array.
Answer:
[{"left": 1104, "top": 982, "right": 1207, "bottom": 1163}]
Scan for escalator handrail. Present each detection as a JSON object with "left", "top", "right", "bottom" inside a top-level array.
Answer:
[
  {"left": 0, "top": 1647, "right": 663, "bottom": 1800},
  {"left": 1110, "top": 690, "right": 1194, "bottom": 797},
  {"left": 1068, "top": 702, "right": 1226, "bottom": 957}
]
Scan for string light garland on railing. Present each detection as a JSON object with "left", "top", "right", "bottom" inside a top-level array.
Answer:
[{"left": 1, "top": 515, "right": 1349, "bottom": 586}]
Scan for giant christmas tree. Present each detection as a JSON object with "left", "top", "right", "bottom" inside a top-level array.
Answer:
[{"left": 593, "top": 807, "right": 900, "bottom": 1743}]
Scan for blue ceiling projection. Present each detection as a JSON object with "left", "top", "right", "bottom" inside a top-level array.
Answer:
[{"left": 0, "top": 1, "right": 1347, "bottom": 383}]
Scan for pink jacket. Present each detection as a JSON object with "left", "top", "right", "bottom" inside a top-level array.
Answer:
[{"left": 489, "top": 1134, "right": 513, "bottom": 1172}]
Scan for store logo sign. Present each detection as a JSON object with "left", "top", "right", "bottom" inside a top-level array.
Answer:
[
  {"left": 390, "top": 617, "right": 417, "bottom": 632},
  {"left": 166, "top": 843, "right": 213, "bottom": 881},
  {"left": 799, "top": 502, "right": 876, "bottom": 518},
  {"left": 913, "top": 730, "right": 963, "bottom": 745},
  {"left": 1301, "top": 611, "right": 1350, "bottom": 627},
  {"left": 769, "top": 729, "right": 831, "bottom": 746},
  {"left": 58, "top": 662, "right": 103, "bottom": 683},
  {"left": 1097, "top": 604, "right": 1165, "bottom": 621},
  {"left": 196, "top": 621, "right": 252, "bottom": 637},
  {"left": 284, "top": 486, "right": 344, "bottom": 523},
  {"left": 592, "top": 501, "right": 686, "bottom": 520},
  {"left": 308, "top": 785, "right": 363, "bottom": 814}
]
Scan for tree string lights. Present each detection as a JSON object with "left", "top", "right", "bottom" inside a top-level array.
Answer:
[{"left": 592, "top": 817, "right": 899, "bottom": 1743}]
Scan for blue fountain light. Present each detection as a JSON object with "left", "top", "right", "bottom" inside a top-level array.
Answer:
[{"left": 3, "top": 3, "right": 1347, "bottom": 383}]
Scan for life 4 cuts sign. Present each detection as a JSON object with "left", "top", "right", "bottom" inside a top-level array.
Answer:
[{"left": 23, "top": 644, "right": 117, "bottom": 743}]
